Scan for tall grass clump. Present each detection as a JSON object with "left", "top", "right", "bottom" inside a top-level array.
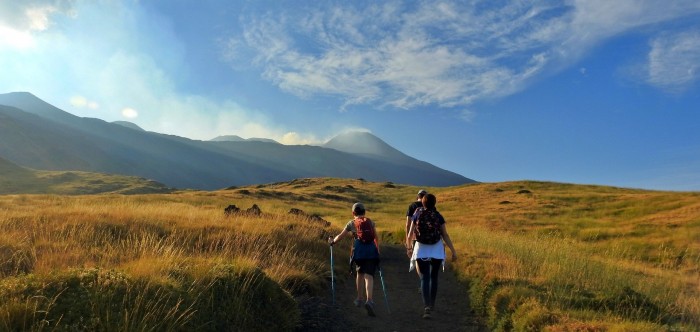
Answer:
[
  {"left": 0, "top": 263, "right": 299, "bottom": 331},
  {"left": 0, "top": 190, "right": 337, "bottom": 330}
]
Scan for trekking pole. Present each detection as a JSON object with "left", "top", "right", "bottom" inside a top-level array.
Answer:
[
  {"left": 378, "top": 266, "right": 390, "bottom": 314},
  {"left": 328, "top": 237, "right": 336, "bottom": 305}
]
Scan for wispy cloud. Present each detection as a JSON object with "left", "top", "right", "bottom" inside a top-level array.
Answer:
[
  {"left": 235, "top": 1, "right": 557, "bottom": 111},
  {"left": 230, "top": 0, "right": 700, "bottom": 113},
  {"left": 646, "top": 30, "right": 700, "bottom": 92}
]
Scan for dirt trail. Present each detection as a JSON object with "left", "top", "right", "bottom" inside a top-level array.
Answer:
[{"left": 299, "top": 245, "right": 486, "bottom": 331}]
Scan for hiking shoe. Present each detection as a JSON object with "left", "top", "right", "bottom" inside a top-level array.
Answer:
[
  {"left": 365, "top": 301, "right": 376, "bottom": 317},
  {"left": 353, "top": 299, "right": 363, "bottom": 307},
  {"left": 422, "top": 307, "right": 432, "bottom": 319}
]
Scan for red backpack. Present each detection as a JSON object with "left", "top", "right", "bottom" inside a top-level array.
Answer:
[{"left": 353, "top": 216, "right": 375, "bottom": 243}]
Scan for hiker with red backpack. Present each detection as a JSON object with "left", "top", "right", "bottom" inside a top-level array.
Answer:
[
  {"left": 406, "top": 193, "right": 457, "bottom": 319},
  {"left": 329, "top": 202, "right": 380, "bottom": 316}
]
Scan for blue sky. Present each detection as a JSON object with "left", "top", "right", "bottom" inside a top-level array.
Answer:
[{"left": 1, "top": 1, "right": 699, "bottom": 191}]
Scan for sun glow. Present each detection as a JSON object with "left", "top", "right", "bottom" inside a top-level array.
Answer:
[{"left": 0, "top": 26, "right": 35, "bottom": 49}]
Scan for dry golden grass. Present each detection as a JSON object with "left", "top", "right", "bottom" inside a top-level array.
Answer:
[
  {"left": 0, "top": 188, "right": 339, "bottom": 330},
  {"left": 430, "top": 181, "right": 700, "bottom": 330},
  {"left": 0, "top": 178, "right": 698, "bottom": 330}
]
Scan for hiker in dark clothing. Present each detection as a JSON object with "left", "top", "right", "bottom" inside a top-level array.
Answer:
[
  {"left": 406, "top": 189, "right": 428, "bottom": 291},
  {"left": 329, "top": 202, "right": 380, "bottom": 316},
  {"left": 406, "top": 189, "right": 428, "bottom": 257},
  {"left": 406, "top": 194, "right": 457, "bottom": 319}
]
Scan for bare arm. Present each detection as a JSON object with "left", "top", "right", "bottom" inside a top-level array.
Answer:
[
  {"left": 329, "top": 228, "right": 352, "bottom": 245},
  {"left": 405, "top": 216, "right": 412, "bottom": 237},
  {"left": 440, "top": 224, "right": 457, "bottom": 262},
  {"left": 406, "top": 221, "right": 415, "bottom": 249}
]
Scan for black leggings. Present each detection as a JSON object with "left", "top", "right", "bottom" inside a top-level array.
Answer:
[{"left": 417, "top": 258, "right": 443, "bottom": 308}]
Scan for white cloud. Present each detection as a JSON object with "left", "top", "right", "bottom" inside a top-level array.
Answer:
[
  {"left": 280, "top": 132, "right": 319, "bottom": 145},
  {"left": 647, "top": 30, "right": 700, "bottom": 92},
  {"left": 70, "top": 95, "right": 99, "bottom": 109},
  {"left": 0, "top": 1, "right": 74, "bottom": 32},
  {"left": 121, "top": 107, "right": 138, "bottom": 119},
  {"left": 569, "top": 0, "right": 700, "bottom": 39},
  {"left": 233, "top": 1, "right": 568, "bottom": 111},
  {"left": 231, "top": 0, "right": 700, "bottom": 112},
  {"left": 70, "top": 95, "right": 87, "bottom": 107}
]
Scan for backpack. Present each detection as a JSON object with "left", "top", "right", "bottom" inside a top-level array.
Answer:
[
  {"left": 414, "top": 208, "right": 442, "bottom": 244},
  {"left": 353, "top": 216, "right": 375, "bottom": 244}
]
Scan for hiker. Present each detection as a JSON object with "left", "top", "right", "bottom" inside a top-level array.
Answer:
[
  {"left": 329, "top": 202, "right": 380, "bottom": 316},
  {"left": 406, "top": 189, "right": 428, "bottom": 291},
  {"left": 406, "top": 193, "right": 457, "bottom": 319}
]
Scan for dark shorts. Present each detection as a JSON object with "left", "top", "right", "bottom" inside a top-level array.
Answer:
[{"left": 354, "top": 258, "right": 379, "bottom": 276}]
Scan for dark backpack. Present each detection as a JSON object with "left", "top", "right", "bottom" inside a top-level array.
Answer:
[
  {"left": 414, "top": 208, "right": 442, "bottom": 244},
  {"left": 353, "top": 216, "right": 375, "bottom": 243}
]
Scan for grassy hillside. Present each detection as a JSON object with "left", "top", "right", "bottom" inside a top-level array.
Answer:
[
  {"left": 431, "top": 181, "right": 699, "bottom": 331},
  {"left": 0, "top": 157, "right": 173, "bottom": 195},
  {"left": 0, "top": 178, "right": 698, "bottom": 330}
]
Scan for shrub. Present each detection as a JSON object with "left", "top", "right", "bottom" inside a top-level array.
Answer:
[
  {"left": 512, "top": 298, "right": 559, "bottom": 331},
  {"left": 188, "top": 264, "right": 299, "bottom": 331}
]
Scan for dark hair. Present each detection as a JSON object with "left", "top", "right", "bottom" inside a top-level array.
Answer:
[
  {"left": 352, "top": 202, "right": 365, "bottom": 215},
  {"left": 422, "top": 194, "right": 437, "bottom": 210}
]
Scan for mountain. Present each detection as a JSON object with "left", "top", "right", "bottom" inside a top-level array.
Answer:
[
  {"left": 324, "top": 131, "right": 407, "bottom": 161},
  {"left": 211, "top": 135, "right": 279, "bottom": 144},
  {"left": 248, "top": 137, "right": 279, "bottom": 144},
  {"left": 112, "top": 121, "right": 145, "bottom": 131},
  {"left": 211, "top": 135, "right": 246, "bottom": 142},
  {"left": 0, "top": 92, "right": 476, "bottom": 189},
  {"left": 322, "top": 131, "right": 471, "bottom": 185}
]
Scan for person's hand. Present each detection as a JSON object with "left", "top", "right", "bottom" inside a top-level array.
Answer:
[
  {"left": 405, "top": 246, "right": 413, "bottom": 258},
  {"left": 328, "top": 236, "right": 335, "bottom": 246},
  {"left": 451, "top": 252, "right": 457, "bottom": 262}
]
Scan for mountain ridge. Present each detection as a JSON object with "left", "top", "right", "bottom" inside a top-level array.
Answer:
[{"left": 0, "top": 92, "right": 476, "bottom": 189}]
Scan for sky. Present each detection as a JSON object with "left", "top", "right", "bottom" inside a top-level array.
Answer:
[{"left": 1, "top": 0, "right": 699, "bottom": 191}]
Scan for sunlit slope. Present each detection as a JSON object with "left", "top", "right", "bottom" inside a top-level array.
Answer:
[
  {"left": 0, "top": 157, "right": 172, "bottom": 194},
  {"left": 228, "top": 179, "right": 700, "bottom": 260}
]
